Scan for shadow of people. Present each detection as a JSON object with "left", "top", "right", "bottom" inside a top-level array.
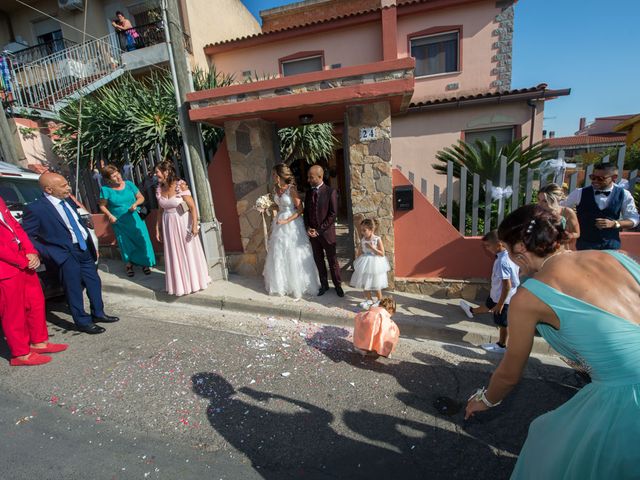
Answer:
[
  {"left": 305, "top": 326, "right": 578, "bottom": 457},
  {"left": 192, "top": 372, "right": 431, "bottom": 479}
]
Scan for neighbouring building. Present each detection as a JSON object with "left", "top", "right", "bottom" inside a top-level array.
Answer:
[
  {"left": 0, "top": 0, "right": 259, "bottom": 168},
  {"left": 543, "top": 114, "right": 631, "bottom": 163},
  {"left": 187, "top": 0, "right": 570, "bottom": 279}
]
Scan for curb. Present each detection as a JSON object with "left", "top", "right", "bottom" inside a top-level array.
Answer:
[{"left": 101, "top": 280, "right": 553, "bottom": 356}]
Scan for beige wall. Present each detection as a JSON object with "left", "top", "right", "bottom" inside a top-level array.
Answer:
[
  {"left": 391, "top": 101, "right": 545, "bottom": 197},
  {"left": 186, "top": 0, "right": 260, "bottom": 69},
  {"left": 397, "top": 2, "right": 502, "bottom": 103},
  {"left": 7, "top": 0, "right": 111, "bottom": 47},
  {"left": 211, "top": 21, "right": 381, "bottom": 79}
]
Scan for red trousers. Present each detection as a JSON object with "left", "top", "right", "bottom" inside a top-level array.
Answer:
[{"left": 0, "top": 270, "right": 48, "bottom": 357}]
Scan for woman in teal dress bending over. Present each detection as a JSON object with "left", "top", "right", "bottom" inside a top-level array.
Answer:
[
  {"left": 465, "top": 204, "right": 640, "bottom": 479},
  {"left": 99, "top": 164, "right": 156, "bottom": 277}
]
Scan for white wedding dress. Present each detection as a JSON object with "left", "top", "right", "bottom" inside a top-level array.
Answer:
[{"left": 263, "top": 187, "right": 320, "bottom": 299}]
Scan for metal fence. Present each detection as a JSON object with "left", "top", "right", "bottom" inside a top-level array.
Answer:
[
  {"left": 7, "top": 33, "right": 121, "bottom": 112},
  {"left": 434, "top": 146, "right": 639, "bottom": 236}
]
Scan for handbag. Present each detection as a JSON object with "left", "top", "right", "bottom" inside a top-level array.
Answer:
[{"left": 176, "top": 200, "right": 190, "bottom": 216}]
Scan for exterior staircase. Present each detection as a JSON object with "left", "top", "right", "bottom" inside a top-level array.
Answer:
[{"left": 5, "top": 33, "right": 125, "bottom": 118}]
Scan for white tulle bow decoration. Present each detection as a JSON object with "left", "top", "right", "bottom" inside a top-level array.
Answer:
[
  {"left": 491, "top": 185, "right": 513, "bottom": 200},
  {"left": 538, "top": 158, "right": 576, "bottom": 185}
]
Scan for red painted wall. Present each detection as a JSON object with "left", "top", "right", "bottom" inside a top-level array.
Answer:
[
  {"left": 393, "top": 169, "right": 492, "bottom": 279},
  {"left": 392, "top": 168, "right": 640, "bottom": 279},
  {"left": 208, "top": 139, "right": 243, "bottom": 253}
]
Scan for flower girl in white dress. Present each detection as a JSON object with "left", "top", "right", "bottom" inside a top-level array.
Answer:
[
  {"left": 350, "top": 218, "right": 390, "bottom": 309},
  {"left": 263, "top": 164, "right": 320, "bottom": 299}
]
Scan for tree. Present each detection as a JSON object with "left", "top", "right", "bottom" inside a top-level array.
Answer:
[
  {"left": 433, "top": 136, "right": 551, "bottom": 184},
  {"left": 278, "top": 123, "right": 336, "bottom": 165},
  {"left": 52, "top": 66, "right": 234, "bottom": 167}
]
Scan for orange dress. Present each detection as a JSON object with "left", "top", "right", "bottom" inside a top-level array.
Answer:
[{"left": 353, "top": 307, "right": 400, "bottom": 357}]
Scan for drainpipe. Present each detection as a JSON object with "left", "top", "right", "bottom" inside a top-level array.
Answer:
[{"left": 527, "top": 99, "right": 537, "bottom": 147}]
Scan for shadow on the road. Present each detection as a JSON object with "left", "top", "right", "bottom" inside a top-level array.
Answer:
[
  {"left": 303, "top": 326, "right": 582, "bottom": 460},
  {"left": 191, "top": 372, "right": 514, "bottom": 480}
]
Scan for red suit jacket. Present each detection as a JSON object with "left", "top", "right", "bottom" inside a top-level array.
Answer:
[
  {"left": 303, "top": 183, "right": 338, "bottom": 244},
  {"left": 0, "top": 196, "right": 38, "bottom": 280}
]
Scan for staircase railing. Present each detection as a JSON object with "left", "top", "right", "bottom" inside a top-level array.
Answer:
[{"left": 7, "top": 33, "right": 122, "bottom": 113}]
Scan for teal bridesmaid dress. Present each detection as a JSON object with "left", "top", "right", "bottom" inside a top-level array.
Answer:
[
  {"left": 512, "top": 251, "right": 640, "bottom": 479},
  {"left": 100, "top": 181, "right": 156, "bottom": 268}
]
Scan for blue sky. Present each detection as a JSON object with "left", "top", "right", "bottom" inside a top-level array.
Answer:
[{"left": 241, "top": 0, "right": 640, "bottom": 137}]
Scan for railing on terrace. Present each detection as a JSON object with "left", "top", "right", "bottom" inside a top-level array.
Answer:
[
  {"left": 116, "top": 21, "right": 192, "bottom": 54},
  {"left": 8, "top": 38, "right": 77, "bottom": 65},
  {"left": 7, "top": 33, "right": 121, "bottom": 112},
  {"left": 434, "top": 146, "right": 639, "bottom": 236}
]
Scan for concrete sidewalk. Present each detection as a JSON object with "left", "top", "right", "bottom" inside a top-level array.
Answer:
[{"left": 97, "top": 259, "right": 554, "bottom": 355}]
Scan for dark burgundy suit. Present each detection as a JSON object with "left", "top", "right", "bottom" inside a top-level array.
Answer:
[{"left": 303, "top": 183, "right": 341, "bottom": 288}]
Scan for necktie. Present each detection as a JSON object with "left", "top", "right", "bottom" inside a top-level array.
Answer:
[
  {"left": 594, "top": 190, "right": 611, "bottom": 196},
  {"left": 60, "top": 200, "right": 87, "bottom": 251}
]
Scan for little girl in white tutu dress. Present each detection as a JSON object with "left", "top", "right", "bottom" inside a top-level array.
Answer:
[{"left": 350, "top": 218, "right": 390, "bottom": 309}]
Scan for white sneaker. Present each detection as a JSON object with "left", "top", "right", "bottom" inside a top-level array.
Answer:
[
  {"left": 459, "top": 300, "right": 474, "bottom": 318},
  {"left": 481, "top": 343, "right": 506, "bottom": 354},
  {"left": 359, "top": 300, "right": 373, "bottom": 309}
]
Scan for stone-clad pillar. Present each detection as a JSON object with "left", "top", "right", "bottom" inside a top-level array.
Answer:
[
  {"left": 223, "top": 118, "right": 279, "bottom": 275},
  {"left": 345, "top": 102, "right": 395, "bottom": 287}
]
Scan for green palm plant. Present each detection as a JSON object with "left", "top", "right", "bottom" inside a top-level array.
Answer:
[
  {"left": 278, "top": 123, "right": 336, "bottom": 165},
  {"left": 53, "top": 66, "right": 235, "bottom": 167},
  {"left": 433, "top": 136, "right": 551, "bottom": 184}
]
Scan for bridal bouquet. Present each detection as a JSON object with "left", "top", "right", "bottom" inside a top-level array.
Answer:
[
  {"left": 255, "top": 194, "right": 275, "bottom": 252},
  {"left": 255, "top": 194, "right": 274, "bottom": 215}
]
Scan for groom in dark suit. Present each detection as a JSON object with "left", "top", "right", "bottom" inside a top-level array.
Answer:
[
  {"left": 304, "top": 165, "right": 343, "bottom": 297},
  {"left": 22, "top": 173, "right": 118, "bottom": 334}
]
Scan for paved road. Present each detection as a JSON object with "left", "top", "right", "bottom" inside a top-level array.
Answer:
[{"left": 0, "top": 295, "right": 587, "bottom": 479}]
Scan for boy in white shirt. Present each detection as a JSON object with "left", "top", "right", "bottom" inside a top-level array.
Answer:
[{"left": 459, "top": 230, "right": 519, "bottom": 353}]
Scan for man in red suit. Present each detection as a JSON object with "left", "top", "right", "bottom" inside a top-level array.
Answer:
[
  {"left": 303, "top": 165, "right": 344, "bottom": 297},
  {"left": 0, "top": 195, "right": 67, "bottom": 366}
]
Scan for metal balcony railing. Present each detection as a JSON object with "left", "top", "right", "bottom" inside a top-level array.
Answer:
[
  {"left": 8, "top": 38, "right": 77, "bottom": 65},
  {"left": 116, "top": 20, "right": 192, "bottom": 54},
  {"left": 7, "top": 33, "right": 122, "bottom": 113}
]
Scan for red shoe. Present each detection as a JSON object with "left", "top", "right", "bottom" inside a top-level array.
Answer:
[
  {"left": 30, "top": 342, "right": 69, "bottom": 354},
  {"left": 10, "top": 352, "right": 52, "bottom": 366}
]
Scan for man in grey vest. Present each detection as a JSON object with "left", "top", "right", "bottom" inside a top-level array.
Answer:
[{"left": 564, "top": 162, "right": 639, "bottom": 250}]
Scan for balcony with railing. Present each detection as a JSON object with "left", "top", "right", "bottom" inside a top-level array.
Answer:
[
  {"left": 8, "top": 38, "right": 78, "bottom": 65},
  {"left": 3, "top": 20, "right": 192, "bottom": 114}
]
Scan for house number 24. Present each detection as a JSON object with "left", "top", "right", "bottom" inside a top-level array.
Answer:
[{"left": 359, "top": 127, "right": 379, "bottom": 142}]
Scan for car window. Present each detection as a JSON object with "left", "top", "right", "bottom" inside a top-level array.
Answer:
[{"left": 0, "top": 178, "right": 42, "bottom": 209}]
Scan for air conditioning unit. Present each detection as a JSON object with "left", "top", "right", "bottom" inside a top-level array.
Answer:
[{"left": 58, "top": 0, "right": 84, "bottom": 11}]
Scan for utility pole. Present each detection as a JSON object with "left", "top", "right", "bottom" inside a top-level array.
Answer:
[
  {"left": 162, "top": 0, "right": 227, "bottom": 280},
  {"left": 0, "top": 104, "right": 21, "bottom": 165}
]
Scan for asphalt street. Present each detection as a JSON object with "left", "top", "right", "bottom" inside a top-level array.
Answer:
[{"left": 0, "top": 293, "right": 587, "bottom": 479}]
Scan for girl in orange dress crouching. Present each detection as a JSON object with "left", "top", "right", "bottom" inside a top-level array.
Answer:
[{"left": 353, "top": 297, "right": 399, "bottom": 358}]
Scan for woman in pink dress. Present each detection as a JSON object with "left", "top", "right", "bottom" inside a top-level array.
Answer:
[
  {"left": 353, "top": 297, "right": 399, "bottom": 358},
  {"left": 154, "top": 161, "right": 210, "bottom": 296}
]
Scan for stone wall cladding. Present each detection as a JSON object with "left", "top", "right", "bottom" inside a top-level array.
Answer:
[
  {"left": 224, "top": 118, "right": 279, "bottom": 275},
  {"left": 192, "top": 69, "right": 413, "bottom": 110},
  {"left": 491, "top": 1, "right": 514, "bottom": 91},
  {"left": 395, "top": 277, "right": 490, "bottom": 300},
  {"left": 346, "top": 101, "right": 395, "bottom": 287}
]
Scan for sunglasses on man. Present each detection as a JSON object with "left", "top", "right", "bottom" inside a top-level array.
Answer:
[{"left": 589, "top": 174, "right": 615, "bottom": 182}]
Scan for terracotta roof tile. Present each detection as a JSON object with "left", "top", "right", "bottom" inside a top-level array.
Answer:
[
  {"left": 409, "top": 84, "right": 551, "bottom": 108},
  {"left": 543, "top": 135, "right": 627, "bottom": 148}
]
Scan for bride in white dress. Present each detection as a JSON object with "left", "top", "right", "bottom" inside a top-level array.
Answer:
[{"left": 263, "top": 164, "right": 320, "bottom": 299}]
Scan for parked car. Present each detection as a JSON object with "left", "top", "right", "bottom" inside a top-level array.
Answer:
[{"left": 0, "top": 161, "right": 99, "bottom": 298}]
